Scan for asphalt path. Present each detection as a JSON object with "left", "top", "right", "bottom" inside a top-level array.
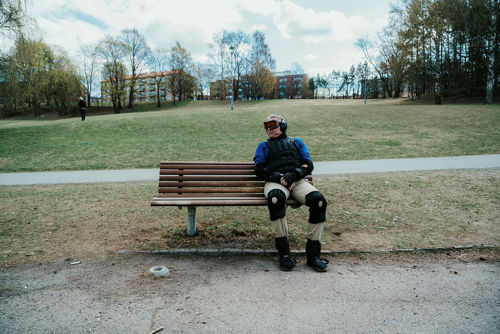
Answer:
[{"left": 1, "top": 154, "right": 499, "bottom": 185}]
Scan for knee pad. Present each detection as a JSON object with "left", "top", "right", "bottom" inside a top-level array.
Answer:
[
  {"left": 267, "top": 189, "right": 287, "bottom": 221},
  {"left": 305, "top": 191, "right": 327, "bottom": 224}
]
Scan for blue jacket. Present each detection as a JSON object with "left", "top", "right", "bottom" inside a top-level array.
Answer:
[{"left": 254, "top": 137, "right": 312, "bottom": 167}]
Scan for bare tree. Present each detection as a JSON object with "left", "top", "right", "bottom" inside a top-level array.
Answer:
[
  {"left": 79, "top": 43, "right": 100, "bottom": 107},
  {"left": 223, "top": 30, "right": 250, "bottom": 100},
  {"left": 97, "top": 36, "right": 127, "bottom": 112},
  {"left": 327, "top": 70, "right": 341, "bottom": 98},
  {"left": 120, "top": 28, "right": 151, "bottom": 108},
  {"left": 207, "top": 30, "right": 228, "bottom": 100},
  {"left": 193, "top": 62, "right": 215, "bottom": 100},
  {"left": 0, "top": 0, "right": 26, "bottom": 37},
  {"left": 289, "top": 62, "right": 304, "bottom": 74},
  {"left": 147, "top": 48, "right": 169, "bottom": 107},
  {"left": 486, "top": 0, "right": 497, "bottom": 104},
  {"left": 355, "top": 37, "right": 392, "bottom": 97},
  {"left": 167, "top": 41, "right": 193, "bottom": 105},
  {"left": 247, "top": 30, "right": 275, "bottom": 99}
]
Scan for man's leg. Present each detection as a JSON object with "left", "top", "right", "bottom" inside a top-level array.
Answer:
[
  {"left": 264, "top": 182, "right": 295, "bottom": 271},
  {"left": 291, "top": 180, "right": 329, "bottom": 272}
]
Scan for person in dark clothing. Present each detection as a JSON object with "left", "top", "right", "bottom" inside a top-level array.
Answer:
[
  {"left": 78, "top": 97, "right": 86, "bottom": 121},
  {"left": 254, "top": 114, "right": 329, "bottom": 272}
]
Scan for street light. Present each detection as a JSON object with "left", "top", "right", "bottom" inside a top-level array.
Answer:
[{"left": 229, "top": 46, "right": 235, "bottom": 111}]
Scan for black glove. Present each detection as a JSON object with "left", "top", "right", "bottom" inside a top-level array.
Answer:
[
  {"left": 282, "top": 172, "right": 296, "bottom": 185},
  {"left": 294, "top": 167, "right": 307, "bottom": 179},
  {"left": 270, "top": 172, "right": 282, "bottom": 183}
]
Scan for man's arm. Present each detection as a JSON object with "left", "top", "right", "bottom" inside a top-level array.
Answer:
[
  {"left": 290, "top": 138, "right": 315, "bottom": 179},
  {"left": 254, "top": 142, "right": 282, "bottom": 182},
  {"left": 254, "top": 142, "right": 269, "bottom": 180}
]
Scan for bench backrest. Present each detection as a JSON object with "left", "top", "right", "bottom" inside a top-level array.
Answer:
[{"left": 157, "top": 161, "right": 312, "bottom": 198}]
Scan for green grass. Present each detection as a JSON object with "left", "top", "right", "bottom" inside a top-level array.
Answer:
[{"left": 0, "top": 99, "right": 499, "bottom": 172}]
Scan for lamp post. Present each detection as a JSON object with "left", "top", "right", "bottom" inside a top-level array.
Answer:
[
  {"left": 363, "top": 78, "right": 367, "bottom": 104},
  {"left": 229, "top": 46, "right": 235, "bottom": 111}
]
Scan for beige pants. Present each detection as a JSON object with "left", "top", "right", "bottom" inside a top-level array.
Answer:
[{"left": 264, "top": 179, "right": 325, "bottom": 241}]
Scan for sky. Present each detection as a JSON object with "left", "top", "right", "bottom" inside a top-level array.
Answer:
[{"left": 24, "top": 0, "right": 394, "bottom": 76}]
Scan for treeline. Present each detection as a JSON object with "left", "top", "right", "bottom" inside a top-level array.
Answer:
[
  {"left": 0, "top": 37, "right": 83, "bottom": 115},
  {"left": 357, "top": 0, "right": 499, "bottom": 104},
  {"left": 95, "top": 28, "right": 276, "bottom": 112},
  {"left": 1, "top": 0, "right": 498, "bottom": 116},
  {"left": 0, "top": 1, "right": 83, "bottom": 115},
  {"left": 1, "top": 0, "right": 277, "bottom": 115},
  {"left": 1, "top": 23, "right": 277, "bottom": 115}
]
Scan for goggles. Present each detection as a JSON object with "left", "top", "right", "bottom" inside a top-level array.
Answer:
[{"left": 263, "top": 120, "right": 280, "bottom": 130}]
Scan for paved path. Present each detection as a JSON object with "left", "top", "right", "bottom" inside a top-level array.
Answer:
[
  {"left": 1, "top": 253, "right": 499, "bottom": 333},
  {"left": 0, "top": 154, "right": 499, "bottom": 186}
]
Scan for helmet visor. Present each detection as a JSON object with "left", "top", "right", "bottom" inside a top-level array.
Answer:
[{"left": 264, "top": 120, "right": 280, "bottom": 130}]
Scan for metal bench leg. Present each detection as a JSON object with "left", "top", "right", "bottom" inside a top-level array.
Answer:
[{"left": 187, "top": 206, "right": 196, "bottom": 236}]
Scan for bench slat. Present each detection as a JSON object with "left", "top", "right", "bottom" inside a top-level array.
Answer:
[
  {"left": 157, "top": 193, "right": 266, "bottom": 198},
  {"left": 160, "top": 169, "right": 254, "bottom": 176},
  {"left": 159, "top": 187, "right": 264, "bottom": 194},
  {"left": 160, "top": 175, "right": 260, "bottom": 181},
  {"left": 151, "top": 197, "right": 300, "bottom": 206},
  {"left": 160, "top": 161, "right": 252, "bottom": 165},
  {"left": 160, "top": 163, "right": 254, "bottom": 170},
  {"left": 159, "top": 181, "right": 264, "bottom": 187}
]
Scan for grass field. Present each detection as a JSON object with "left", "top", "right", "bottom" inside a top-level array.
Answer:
[
  {"left": 0, "top": 99, "right": 498, "bottom": 172},
  {"left": 0, "top": 99, "right": 498, "bottom": 265}
]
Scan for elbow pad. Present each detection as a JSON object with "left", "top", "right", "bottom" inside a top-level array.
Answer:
[
  {"left": 255, "top": 163, "right": 268, "bottom": 180},
  {"left": 302, "top": 159, "right": 314, "bottom": 175}
]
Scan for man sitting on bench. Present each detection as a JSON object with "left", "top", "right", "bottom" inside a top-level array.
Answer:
[{"left": 253, "top": 114, "right": 329, "bottom": 272}]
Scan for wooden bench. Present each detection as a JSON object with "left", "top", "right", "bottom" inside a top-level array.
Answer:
[{"left": 151, "top": 161, "right": 312, "bottom": 236}]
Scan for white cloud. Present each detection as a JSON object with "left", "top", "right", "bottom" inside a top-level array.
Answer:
[
  {"left": 238, "top": 0, "right": 280, "bottom": 16},
  {"left": 304, "top": 54, "right": 319, "bottom": 61},
  {"left": 31, "top": 0, "right": 245, "bottom": 54},
  {"left": 24, "top": 0, "right": 391, "bottom": 74},
  {"left": 251, "top": 24, "right": 268, "bottom": 32},
  {"left": 272, "top": 0, "right": 375, "bottom": 43}
]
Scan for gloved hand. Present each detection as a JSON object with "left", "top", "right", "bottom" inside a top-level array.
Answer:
[
  {"left": 282, "top": 172, "right": 297, "bottom": 185},
  {"left": 270, "top": 172, "right": 282, "bottom": 183}
]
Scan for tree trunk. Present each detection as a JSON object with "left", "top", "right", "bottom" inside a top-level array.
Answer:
[
  {"left": 434, "top": 71, "right": 442, "bottom": 105},
  {"left": 486, "top": 4, "right": 497, "bottom": 104},
  {"left": 156, "top": 82, "right": 161, "bottom": 108},
  {"left": 128, "top": 79, "right": 135, "bottom": 109}
]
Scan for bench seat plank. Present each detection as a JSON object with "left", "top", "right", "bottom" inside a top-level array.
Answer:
[
  {"left": 159, "top": 181, "right": 264, "bottom": 187},
  {"left": 159, "top": 187, "right": 264, "bottom": 194},
  {"left": 151, "top": 196, "right": 300, "bottom": 206},
  {"left": 160, "top": 169, "right": 255, "bottom": 175}
]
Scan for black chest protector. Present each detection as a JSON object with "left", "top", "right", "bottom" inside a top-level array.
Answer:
[{"left": 265, "top": 137, "right": 302, "bottom": 173}]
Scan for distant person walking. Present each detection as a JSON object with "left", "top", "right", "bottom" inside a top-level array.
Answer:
[{"left": 78, "top": 97, "right": 86, "bottom": 121}]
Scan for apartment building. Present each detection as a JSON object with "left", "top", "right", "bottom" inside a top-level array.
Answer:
[
  {"left": 101, "top": 71, "right": 173, "bottom": 104},
  {"left": 209, "top": 71, "right": 310, "bottom": 100},
  {"left": 273, "top": 71, "right": 309, "bottom": 99}
]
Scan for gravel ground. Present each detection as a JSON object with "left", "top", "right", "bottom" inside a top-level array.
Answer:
[{"left": 1, "top": 251, "right": 499, "bottom": 333}]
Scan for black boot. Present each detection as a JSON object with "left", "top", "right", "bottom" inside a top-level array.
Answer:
[
  {"left": 275, "top": 237, "right": 296, "bottom": 271},
  {"left": 306, "top": 239, "right": 328, "bottom": 272}
]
